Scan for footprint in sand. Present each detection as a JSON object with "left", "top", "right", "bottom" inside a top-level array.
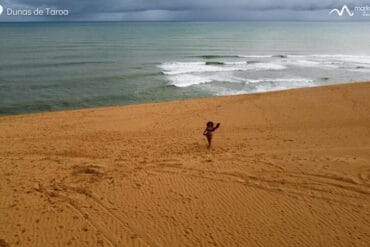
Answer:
[
  {"left": 0, "top": 239, "right": 9, "bottom": 247},
  {"left": 157, "top": 159, "right": 183, "bottom": 168}
]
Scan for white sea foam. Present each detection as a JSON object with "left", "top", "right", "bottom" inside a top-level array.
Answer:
[
  {"left": 199, "top": 78, "right": 315, "bottom": 96},
  {"left": 160, "top": 54, "right": 370, "bottom": 78},
  {"left": 305, "top": 54, "right": 370, "bottom": 64},
  {"left": 198, "top": 78, "right": 313, "bottom": 96},
  {"left": 238, "top": 54, "right": 370, "bottom": 68},
  {"left": 159, "top": 61, "right": 287, "bottom": 87},
  {"left": 245, "top": 78, "right": 314, "bottom": 85},
  {"left": 159, "top": 54, "right": 370, "bottom": 95},
  {"left": 285, "top": 59, "right": 322, "bottom": 67},
  {"left": 166, "top": 72, "right": 245, "bottom": 87},
  {"left": 159, "top": 61, "right": 285, "bottom": 76},
  {"left": 239, "top": 55, "right": 272, "bottom": 58},
  {"left": 252, "top": 78, "right": 315, "bottom": 93},
  {"left": 243, "top": 78, "right": 315, "bottom": 94},
  {"left": 287, "top": 54, "right": 370, "bottom": 68},
  {"left": 168, "top": 74, "right": 214, "bottom": 87},
  {"left": 238, "top": 54, "right": 370, "bottom": 64}
]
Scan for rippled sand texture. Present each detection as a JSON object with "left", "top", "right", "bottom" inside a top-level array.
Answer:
[{"left": 1, "top": 82, "right": 370, "bottom": 246}]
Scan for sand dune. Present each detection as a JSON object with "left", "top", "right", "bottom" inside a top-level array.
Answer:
[{"left": 1, "top": 82, "right": 370, "bottom": 246}]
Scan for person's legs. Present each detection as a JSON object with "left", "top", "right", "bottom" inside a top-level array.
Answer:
[{"left": 207, "top": 135, "right": 212, "bottom": 148}]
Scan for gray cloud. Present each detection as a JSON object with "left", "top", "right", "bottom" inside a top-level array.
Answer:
[{"left": 1, "top": 0, "right": 370, "bottom": 21}]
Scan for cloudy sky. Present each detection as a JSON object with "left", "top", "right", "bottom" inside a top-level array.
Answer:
[{"left": 1, "top": 0, "right": 370, "bottom": 21}]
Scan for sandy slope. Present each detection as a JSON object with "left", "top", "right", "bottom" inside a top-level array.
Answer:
[{"left": 0, "top": 82, "right": 370, "bottom": 246}]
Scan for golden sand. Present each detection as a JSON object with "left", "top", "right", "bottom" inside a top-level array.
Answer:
[{"left": 1, "top": 82, "right": 370, "bottom": 246}]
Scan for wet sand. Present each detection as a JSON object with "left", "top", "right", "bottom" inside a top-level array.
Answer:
[{"left": 1, "top": 82, "right": 370, "bottom": 246}]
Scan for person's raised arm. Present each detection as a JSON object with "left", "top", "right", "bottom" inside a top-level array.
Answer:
[{"left": 213, "top": 123, "right": 220, "bottom": 131}]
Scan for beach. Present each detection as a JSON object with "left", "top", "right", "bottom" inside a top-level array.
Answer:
[{"left": 0, "top": 81, "right": 370, "bottom": 246}]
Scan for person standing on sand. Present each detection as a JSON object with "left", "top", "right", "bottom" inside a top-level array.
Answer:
[{"left": 203, "top": 121, "right": 220, "bottom": 148}]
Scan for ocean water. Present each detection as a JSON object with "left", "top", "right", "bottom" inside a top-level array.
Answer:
[{"left": 1, "top": 21, "right": 370, "bottom": 115}]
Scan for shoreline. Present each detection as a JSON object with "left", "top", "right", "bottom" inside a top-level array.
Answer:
[
  {"left": 1, "top": 80, "right": 369, "bottom": 246},
  {"left": 1, "top": 80, "right": 368, "bottom": 119}
]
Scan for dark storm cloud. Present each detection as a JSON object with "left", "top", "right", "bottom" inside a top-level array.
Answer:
[{"left": 2, "top": 0, "right": 370, "bottom": 21}]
